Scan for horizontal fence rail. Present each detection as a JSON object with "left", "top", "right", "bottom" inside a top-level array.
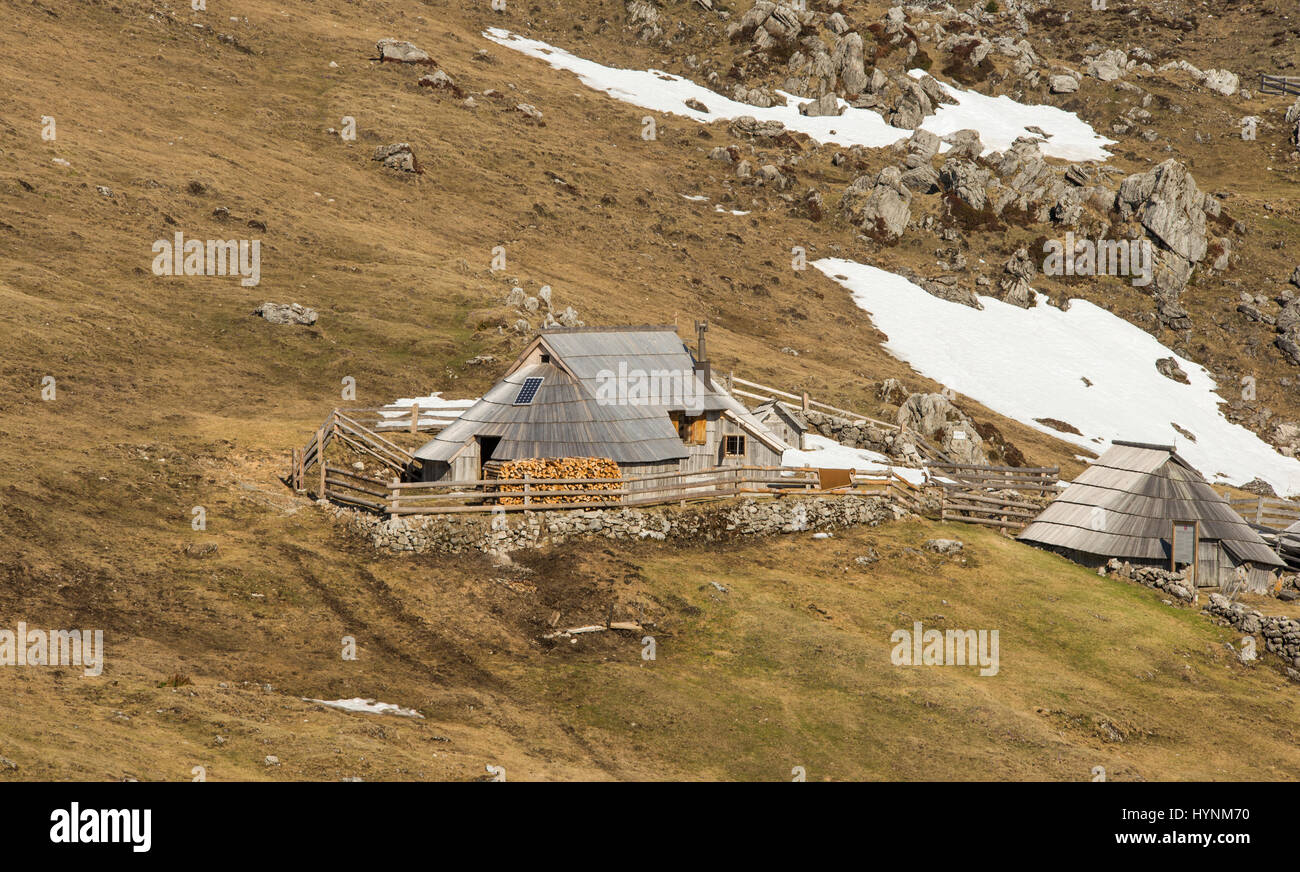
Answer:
[
  {"left": 300, "top": 463, "right": 928, "bottom": 517},
  {"left": 930, "top": 462, "right": 1059, "bottom": 531},
  {"left": 1261, "top": 74, "right": 1300, "bottom": 97},
  {"left": 1229, "top": 496, "right": 1300, "bottom": 531},
  {"left": 727, "top": 373, "right": 953, "bottom": 464},
  {"left": 288, "top": 404, "right": 1067, "bottom": 530}
]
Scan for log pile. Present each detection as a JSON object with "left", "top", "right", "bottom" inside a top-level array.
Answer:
[{"left": 497, "top": 457, "right": 622, "bottom": 505}]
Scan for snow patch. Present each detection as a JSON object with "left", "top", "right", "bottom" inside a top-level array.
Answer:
[
  {"left": 304, "top": 698, "right": 425, "bottom": 718},
  {"left": 782, "top": 434, "right": 928, "bottom": 485},
  {"left": 484, "top": 29, "right": 1113, "bottom": 161},
  {"left": 814, "top": 258, "right": 1300, "bottom": 496}
]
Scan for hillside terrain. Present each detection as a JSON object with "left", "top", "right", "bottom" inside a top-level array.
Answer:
[{"left": 3, "top": 0, "right": 1300, "bottom": 780}]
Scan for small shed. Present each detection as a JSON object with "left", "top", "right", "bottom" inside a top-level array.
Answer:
[
  {"left": 1018, "top": 440, "right": 1285, "bottom": 591},
  {"left": 751, "top": 399, "right": 811, "bottom": 450},
  {"left": 414, "top": 325, "right": 790, "bottom": 484}
]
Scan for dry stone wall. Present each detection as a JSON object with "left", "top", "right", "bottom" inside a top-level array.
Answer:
[{"left": 341, "top": 495, "right": 901, "bottom": 556}]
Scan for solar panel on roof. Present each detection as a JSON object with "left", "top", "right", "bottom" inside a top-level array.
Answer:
[{"left": 513, "top": 377, "right": 544, "bottom": 405}]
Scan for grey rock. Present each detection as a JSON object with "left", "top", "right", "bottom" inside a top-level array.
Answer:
[{"left": 254, "top": 302, "right": 318, "bottom": 326}]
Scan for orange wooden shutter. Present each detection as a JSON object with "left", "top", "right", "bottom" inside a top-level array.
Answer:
[{"left": 689, "top": 417, "right": 707, "bottom": 444}]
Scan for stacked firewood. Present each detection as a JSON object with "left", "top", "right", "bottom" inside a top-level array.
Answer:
[{"left": 497, "top": 457, "right": 622, "bottom": 505}]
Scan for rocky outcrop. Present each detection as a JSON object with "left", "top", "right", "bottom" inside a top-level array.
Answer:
[
  {"left": 938, "top": 157, "right": 993, "bottom": 211},
  {"left": 373, "top": 142, "right": 422, "bottom": 173},
  {"left": 1155, "top": 356, "right": 1191, "bottom": 384},
  {"left": 1116, "top": 160, "right": 1209, "bottom": 324},
  {"left": 841, "top": 166, "right": 912, "bottom": 239},
  {"left": 799, "top": 93, "right": 842, "bottom": 117},
  {"left": 831, "top": 31, "right": 868, "bottom": 95},
  {"left": 896, "top": 393, "right": 989, "bottom": 465},
  {"left": 729, "top": 1, "right": 805, "bottom": 52},
  {"left": 997, "top": 246, "right": 1036, "bottom": 308},
  {"left": 802, "top": 409, "right": 922, "bottom": 466},
  {"left": 1119, "top": 160, "right": 1208, "bottom": 264}
]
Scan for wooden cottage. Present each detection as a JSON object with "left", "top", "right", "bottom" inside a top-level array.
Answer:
[
  {"left": 751, "top": 399, "right": 811, "bottom": 450},
  {"left": 413, "top": 325, "right": 791, "bottom": 485},
  {"left": 1018, "top": 441, "right": 1285, "bottom": 591}
]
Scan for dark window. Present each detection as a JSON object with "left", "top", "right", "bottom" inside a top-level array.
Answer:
[
  {"left": 513, "top": 377, "right": 544, "bottom": 405},
  {"left": 724, "top": 435, "right": 746, "bottom": 457},
  {"left": 540, "top": 353, "right": 551, "bottom": 363}
]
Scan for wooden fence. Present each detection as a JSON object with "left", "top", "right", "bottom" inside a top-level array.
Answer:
[
  {"left": 1261, "top": 74, "right": 1300, "bottom": 97},
  {"left": 726, "top": 373, "right": 953, "bottom": 463},
  {"left": 378, "top": 466, "right": 924, "bottom": 516},
  {"left": 929, "top": 462, "right": 1059, "bottom": 530},
  {"left": 291, "top": 409, "right": 418, "bottom": 490},
  {"left": 1229, "top": 496, "right": 1300, "bottom": 531},
  {"left": 286, "top": 405, "right": 1070, "bottom": 527},
  {"left": 321, "top": 400, "right": 472, "bottom": 435}
]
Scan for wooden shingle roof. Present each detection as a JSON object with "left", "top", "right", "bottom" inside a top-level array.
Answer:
[
  {"left": 414, "top": 327, "right": 790, "bottom": 464},
  {"left": 414, "top": 362, "right": 688, "bottom": 464},
  {"left": 1019, "top": 441, "right": 1284, "bottom": 567}
]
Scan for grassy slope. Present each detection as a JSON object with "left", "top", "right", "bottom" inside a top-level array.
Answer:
[{"left": 0, "top": 0, "right": 1298, "bottom": 780}]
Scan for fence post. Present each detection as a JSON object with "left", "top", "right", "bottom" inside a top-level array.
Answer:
[
  {"left": 319, "top": 457, "right": 327, "bottom": 499},
  {"left": 523, "top": 473, "right": 531, "bottom": 507},
  {"left": 801, "top": 390, "right": 810, "bottom": 412},
  {"left": 390, "top": 480, "right": 400, "bottom": 513},
  {"left": 410, "top": 402, "right": 419, "bottom": 434},
  {"left": 1257, "top": 497, "right": 1265, "bottom": 525}
]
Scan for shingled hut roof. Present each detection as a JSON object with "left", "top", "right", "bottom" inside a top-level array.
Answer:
[
  {"left": 414, "top": 326, "right": 789, "bottom": 464},
  {"left": 1018, "top": 440, "right": 1284, "bottom": 567}
]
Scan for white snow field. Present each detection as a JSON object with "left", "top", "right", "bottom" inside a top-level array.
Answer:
[
  {"left": 782, "top": 434, "right": 928, "bottom": 485},
  {"left": 814, "top": 258, "right": 1300, "bottom": 496},
  {"left": 484, "top": 28, "right": 1114, "bottom": 161}
]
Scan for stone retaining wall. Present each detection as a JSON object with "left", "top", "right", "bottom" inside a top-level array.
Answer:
[
  {"left": 1204, "top": 593, "right": 1300, "bottom": 677},
  {"left": 341, "top": 494, "right": 903, "bottom": 555}
]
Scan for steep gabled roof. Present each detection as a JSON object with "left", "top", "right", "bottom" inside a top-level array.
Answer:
[
  {"left": 1019, "top": 441, "right": 1284, "bottom": 567},
  {"left": 414, "top": 326, "right": 791, "bottom": 464},
  {"left": 414, "top": 362, "right": 688, "bottom": 464}
]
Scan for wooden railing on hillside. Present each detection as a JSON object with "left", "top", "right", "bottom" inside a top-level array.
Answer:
[
  {"left": 378, "top": 466, "right": 924, "bottom": 516},
  {"left": 726, "top": 373, "right": 953, "bottom": 463},
  {"left": 1229, "top": 496, "right": 1300, "bottom": 531},
  {"left": 291, "top": 409, "right": 418, "bottom": 492},
  {"left": 928, "top": 462, "right": 1059, "bottom": 531},
  {"left": 1261, "top": 74, "right": 1300, "bottom": 97}
]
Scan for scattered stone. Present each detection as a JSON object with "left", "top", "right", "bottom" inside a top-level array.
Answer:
[
  {"left": 1155, "top": 357, "right": 1190, "bottom": 384},
  {"left": 372, "top": 142, "right": 422, "bottom": 174},
  {"left": 515, "top": 103, "right": 545, "bottom": 125},
  {"left": 376, "top": 38, "right": 434, "bottom": 65},
  {"left": 254, "top": 302, "right": 318, "bottom": 326},
  {"left": 925, "top": 538, "right": 964, "bottom": 555}
]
